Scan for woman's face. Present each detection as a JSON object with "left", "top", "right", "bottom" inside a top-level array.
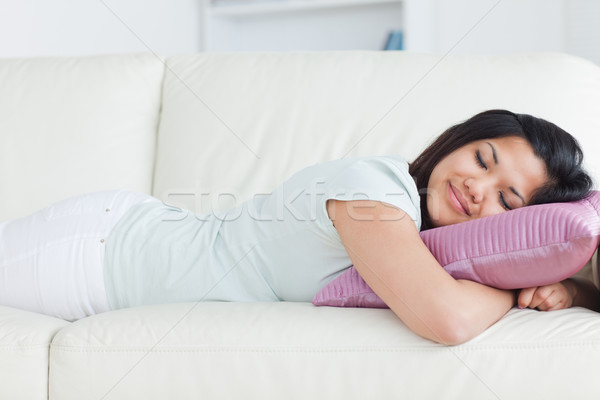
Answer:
[{"left": 426, "top": 136, "right": 548, "bottom": 227}]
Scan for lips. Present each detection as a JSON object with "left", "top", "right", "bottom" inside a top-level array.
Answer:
[{"left": 448, "top": 183, "right": 470, "bottom": 216}]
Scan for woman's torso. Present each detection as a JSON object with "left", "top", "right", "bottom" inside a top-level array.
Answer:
[{"left": 104, "top": 156, "right": 421, "bottom": 309}]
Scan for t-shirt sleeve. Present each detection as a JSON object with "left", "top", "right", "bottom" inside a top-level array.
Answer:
[{"left": 324, "top": 156, "right": 421, "bottom": 229}]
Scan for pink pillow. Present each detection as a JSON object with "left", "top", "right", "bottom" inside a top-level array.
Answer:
[{"left": 313, "top": 191, "right": 600, "bottom": 308}]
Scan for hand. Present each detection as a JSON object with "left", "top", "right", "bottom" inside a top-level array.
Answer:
[{"left": 518, "top": 281, "right": 575, "bottom": 311}]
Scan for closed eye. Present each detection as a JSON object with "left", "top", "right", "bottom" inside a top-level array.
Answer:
[
  {"left": 475, "top": 151, "right": 487, "bottom": 170},
  {"left": 499, "top": 192, "right": 512, "bottom": 211}
]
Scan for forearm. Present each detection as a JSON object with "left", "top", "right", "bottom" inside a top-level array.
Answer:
[
  {"left": 453, "top": 280, "right": 517, "bottom": 338},
  {"left": 564, "top": 276, "right": 600, "bottom": 312},
  {"left": 330, "top": 199, "right": 517, "bottom": 345},
  {"left": 386, "top": 278, "right": 516, "bottom": 345}
]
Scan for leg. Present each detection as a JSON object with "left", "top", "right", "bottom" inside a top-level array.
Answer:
[{"left": 0, "top": 190, "right": 156, "bottom": 321}]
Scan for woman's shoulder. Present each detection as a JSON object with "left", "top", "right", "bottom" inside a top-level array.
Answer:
[
  {"left": 328, "top": 155, "right": 414, "bottom": 187},
  {"left": 324, "top": 154, "right": 409, "bottom": 167},
  {"left": 286, "top": 155, "right": 416, "bottom": 194},
  {"left": 295, "top": 155, "right": 411, "bottom": 179},
  {"left": 307, "top": 155, "right": 421, "bottom": 229}
]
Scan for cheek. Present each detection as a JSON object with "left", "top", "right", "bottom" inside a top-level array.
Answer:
[
  {"left": 426, "top": 194, "right": 440, "bottom": 224},
  {"left": 479, "top": 203, "right": 508, "bottom": 219},
  {"left": 426, "top": 192, "right": 456, "bottom": 227},
  {"left": 427, "top": 164, "right": 447, "bottom": 194}
]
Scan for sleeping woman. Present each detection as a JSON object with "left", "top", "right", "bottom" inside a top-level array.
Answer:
[{"left": 0, "top": 109, "right": 598, "bottom": 344}]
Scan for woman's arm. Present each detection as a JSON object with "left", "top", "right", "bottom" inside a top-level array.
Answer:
[{"left": 327, "top": 199, "right": 516, "bottom": 345}]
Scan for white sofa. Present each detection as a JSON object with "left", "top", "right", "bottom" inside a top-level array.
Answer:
[{"left": 2, "top": 51, "right": 600, "bottom": 400}]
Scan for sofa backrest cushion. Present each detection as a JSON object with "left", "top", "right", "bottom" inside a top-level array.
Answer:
[
  {"left": 153, "top": 52, "right": 600, "bottom": 215},
  {"left": 0, "top": 54, "right": 164, "bottom": 220}
]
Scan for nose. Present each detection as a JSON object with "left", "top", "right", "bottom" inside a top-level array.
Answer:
[{"left": 464, "top": 177, "right": 487, "bottom": 204}]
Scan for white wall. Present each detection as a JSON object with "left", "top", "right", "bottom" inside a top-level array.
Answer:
[
  {"left": 437, "top": 0, "right": 565, "bottom": 55},
  {"left": 566, "top": 0, "right": 600, "bottom": 65},
  {"left": 1, "top": 0, "right": 598, "bottom": 66},
  {"left": 404, "top": 0, "right": 600, "bottom": 66},
  {"left": 0, "top": 0, "right": 203, "bottom": 58},
  {"left": 0, "top": 0, "right": 400, "bottom": 57}
]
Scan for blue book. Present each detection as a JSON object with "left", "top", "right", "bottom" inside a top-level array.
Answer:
[{"left": 384, "top": 30, "right": 403, "bottom": 51}]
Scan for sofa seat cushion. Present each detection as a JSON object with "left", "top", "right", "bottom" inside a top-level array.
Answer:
[{"left": 50, "top": 302, "right": 600, "bottom": 399}]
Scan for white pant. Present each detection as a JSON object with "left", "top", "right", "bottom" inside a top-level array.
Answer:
[{"left": 0, "top": 190, "right": 156, "bottom": 321}]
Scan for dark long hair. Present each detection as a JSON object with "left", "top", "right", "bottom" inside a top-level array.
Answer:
[{"left": 409, "top": 109, "right": 593, "bottom": 230}]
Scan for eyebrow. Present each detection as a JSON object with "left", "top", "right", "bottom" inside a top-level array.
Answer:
[
  {"left": 486, "top": 142, "right": 498, "bottom": 164},
  {"left": 487, "top": 142, "right": 526, "bottom": 205}
]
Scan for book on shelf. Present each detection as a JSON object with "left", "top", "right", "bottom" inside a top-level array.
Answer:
[{"left": 383, "top": 30, "right": 403, "bottom": 51}]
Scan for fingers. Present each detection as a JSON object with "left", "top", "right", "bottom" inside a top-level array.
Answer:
[
  {"left": 517, "top": 283, "right": 572, "bottom": 311},
  {"left": 527, "top": 287, "right": 554, "bottom": 310},
  {"left": 517, "top": 287, "right": 537, "bottom": 309}
]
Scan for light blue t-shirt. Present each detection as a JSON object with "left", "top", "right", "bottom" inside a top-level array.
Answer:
[{"left": 104, "top": 156, "right": 421, "bottom": 309}]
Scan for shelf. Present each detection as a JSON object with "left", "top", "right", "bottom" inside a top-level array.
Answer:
[{"left": 210, "top": 0, "right": 403, "bottom": 17}]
